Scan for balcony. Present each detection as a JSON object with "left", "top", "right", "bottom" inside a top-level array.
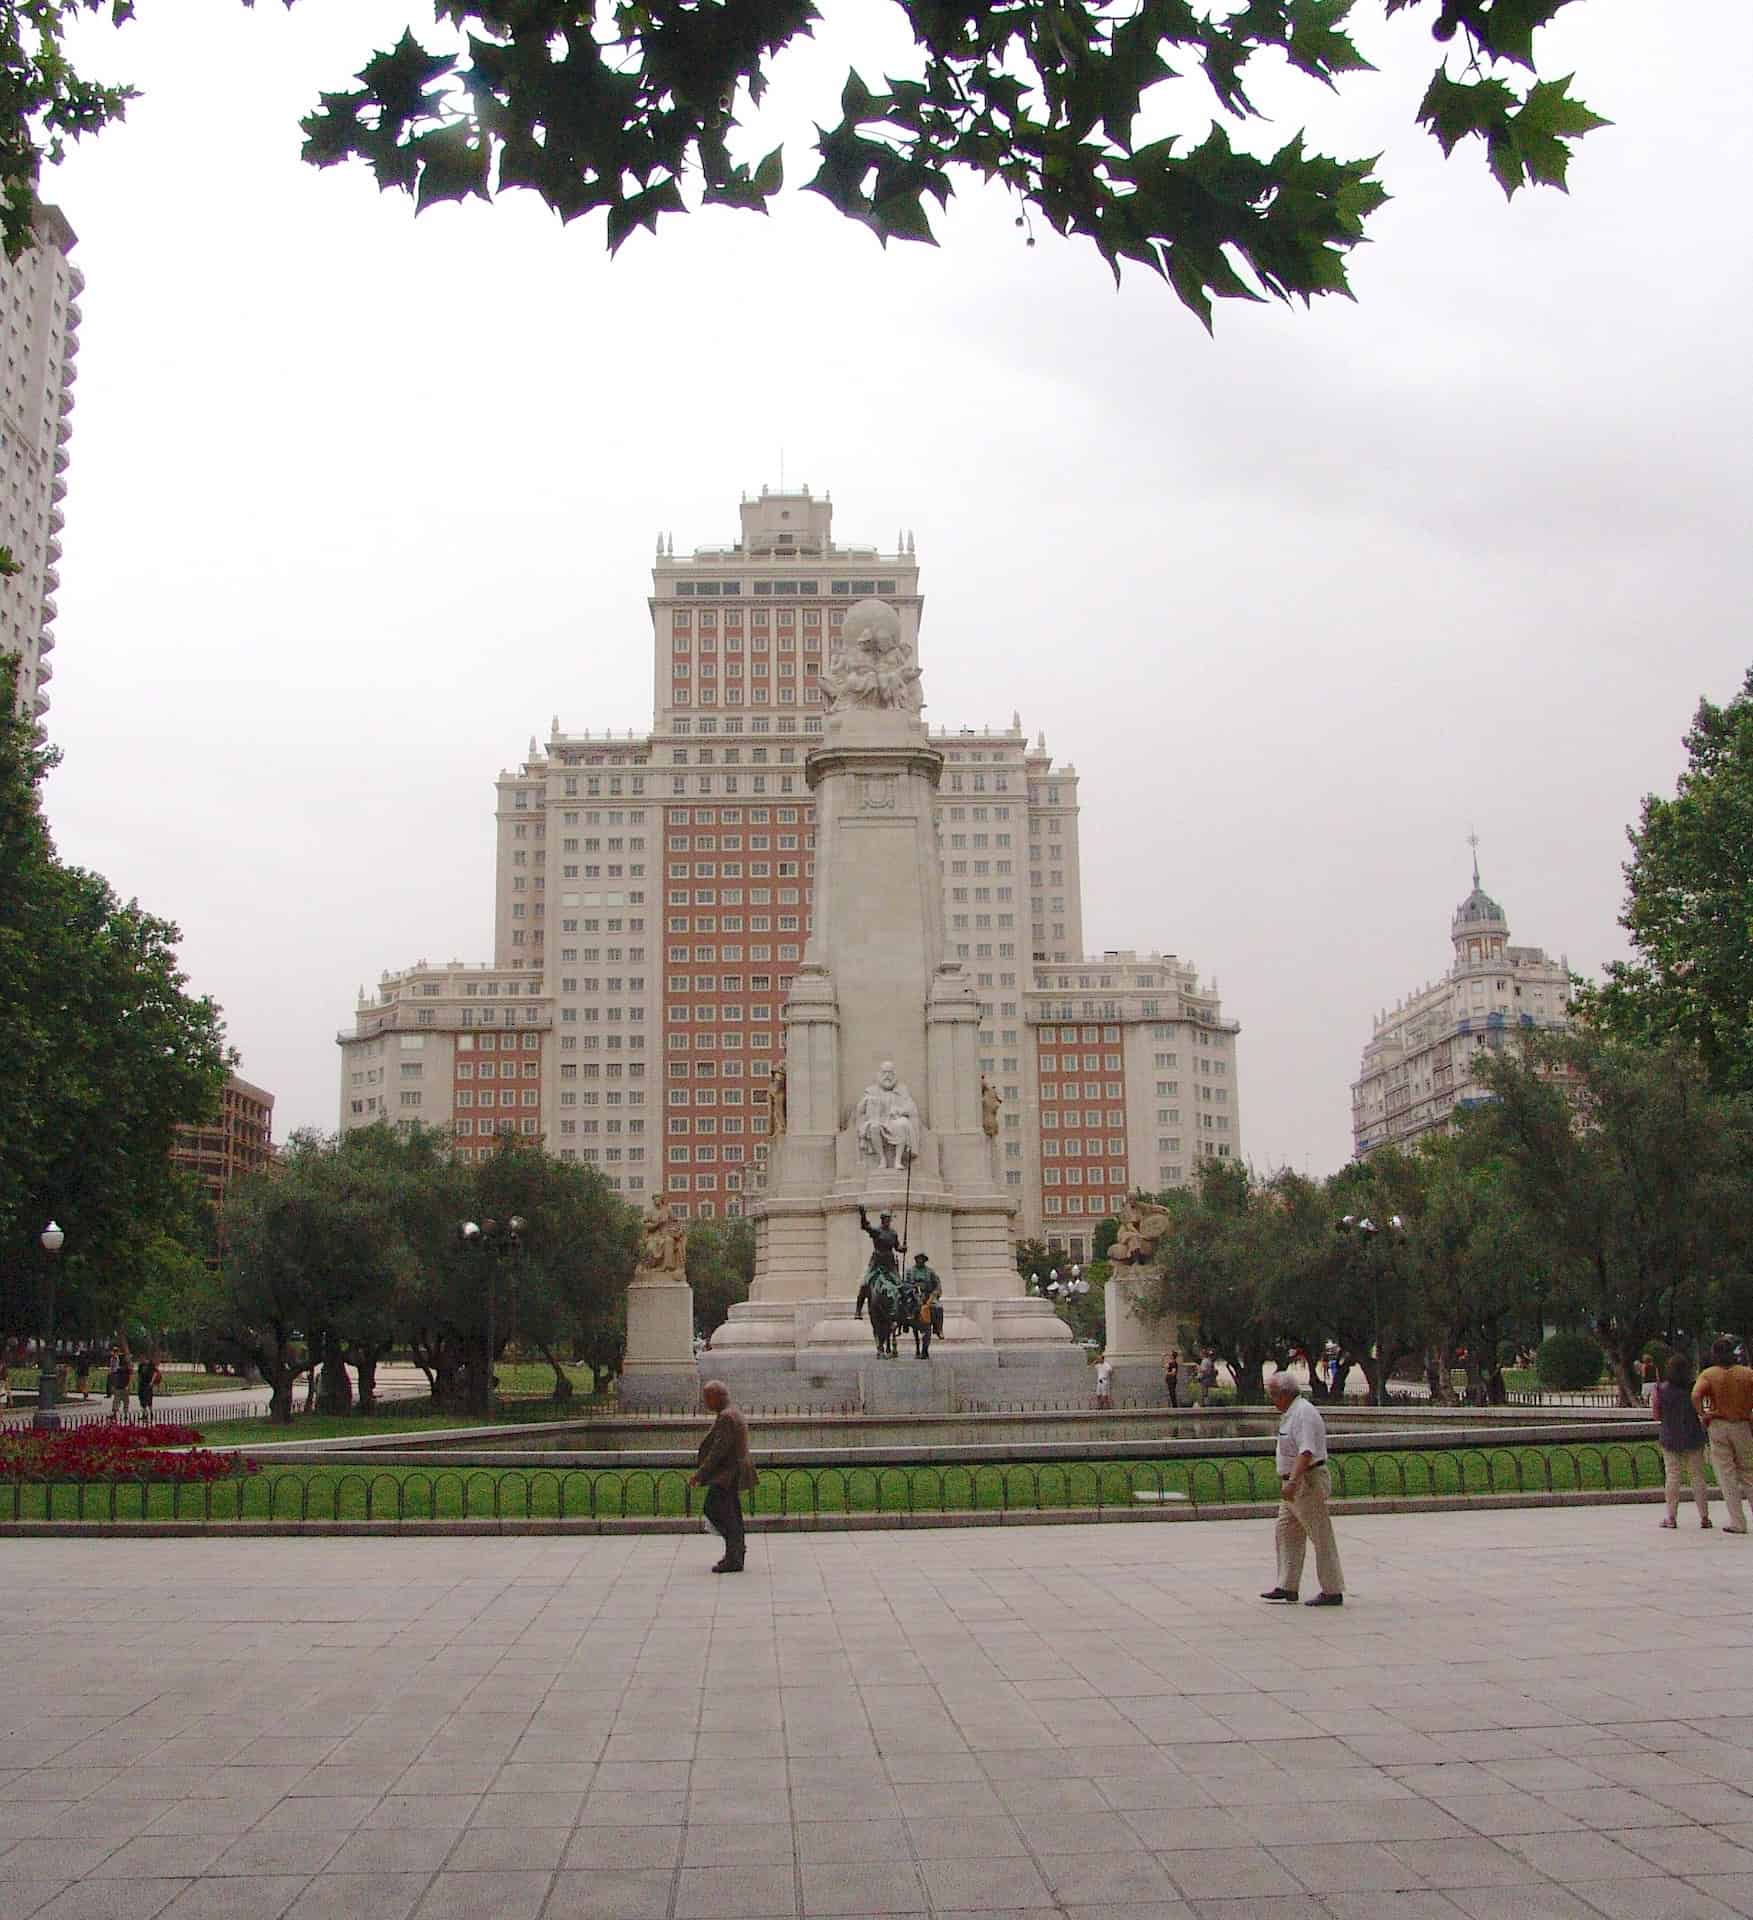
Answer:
[
  {"left": 38, "top": 629, "right": 53, "bottom": 654},
  {"left": 36, "top": 659, "right": 52, "bottom": 684}
]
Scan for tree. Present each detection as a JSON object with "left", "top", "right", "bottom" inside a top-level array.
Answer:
[
  {"left": 1472, "top": 1030, "right": 1753, "bottom": 1403},
  {"left": 5, "top": 4, "right": 1606, "bottom": 325},
  {"left": 688, "top": 1216, "right": 755, "bottom": 1345},
  {"left": 1, "top": 660, "right": 231, "bottom": 1344},
  {"left": 1575, "top": 667, "right": 1753, "bottom": 1096},
  {"left": 218, "top": 1131, "right": 413, "bottom": 1423},
  {"left": 1148, "top": 1160, "right": 1282, "bottom": 1402}
]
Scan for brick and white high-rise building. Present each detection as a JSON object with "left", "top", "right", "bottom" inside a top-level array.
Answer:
[
  {"left": 0, "top": 205, "right": 79, "bottom": 722},
  {"left": 338, "top": 488, "right": 1240, "bottom": 1263}
]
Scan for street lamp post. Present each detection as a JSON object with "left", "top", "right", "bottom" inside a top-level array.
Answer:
[
  {"left": 34, "top": 1221, "right": 65, "bottom": 1431},
  {"left": 458, "top": 1216, "right": 525, "bottom": 1414}
]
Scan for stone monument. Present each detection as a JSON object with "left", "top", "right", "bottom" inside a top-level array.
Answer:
[
  {"left": 691, "top": 596, "right": 1083, "bottom": 1406},
  {"left": 1100, "top": 1192, "right": 1186, "bottom": 1400},
  {"left": 619, "top": 1189, "right": 697, "bottom": 1404}
]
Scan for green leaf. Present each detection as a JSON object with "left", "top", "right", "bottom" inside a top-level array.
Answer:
[
  {"left": 753, "top": 143, "right": 784, "bottom": 196},
  {"left": 869, "top": 191, "right": 938, "bottom": 246},
  {"left": 1516, "top": 75, "right": 1610, "bottom": 140},
  {"left": 605, "top": 180, "right": 685, "bottom": 254}
]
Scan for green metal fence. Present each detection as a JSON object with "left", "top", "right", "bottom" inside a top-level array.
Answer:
[{"left": 1, "top": 1438, "right": 1670, "bottom": 1525}]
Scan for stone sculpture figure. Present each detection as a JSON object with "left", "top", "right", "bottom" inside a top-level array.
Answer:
[
  {"left": 981, "top": 1076, "right": 1002, "bottom": 1139},
  {"left": 854, "top": 1061, "right": 920, "bottom": 1168},
  {"left": 1110, "top": 1191, "right": 1173, "bottom": 1266},
  {"left": 636, "top": 1189, "right": 689, "bottom": 1280},
  {"left": 820, "top": 597, "right": 923, "bottom": 715},
  {"left": 768, "top": 1062, "right": 787, "bottom": 1138}
]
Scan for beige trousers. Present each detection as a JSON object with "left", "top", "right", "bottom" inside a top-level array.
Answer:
[
  {"left": 1276, "top": 1465, "right": 1344, "bottom": 1597},
  {"left": 1662, "top": 1445, "right": 1710, "bottom": 1523},
  {"left": 1708, "top": 1421, "right": 1752, "bottom": 1530}
]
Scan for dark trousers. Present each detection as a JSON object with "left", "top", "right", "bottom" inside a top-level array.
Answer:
[
  {"left": 1165, "top": 1378, "right": 1179, "bottom": 1407},
  {"left": 703, "top": 1484, "right": 745, "bottom": 1567}
]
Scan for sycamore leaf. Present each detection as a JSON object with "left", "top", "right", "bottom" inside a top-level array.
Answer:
[
  {"left": 1516, "top": 75, "right": 1610, "bottom": 141},
  {"left": 869, "top": 191, "right": 938, "bottom": 245}
]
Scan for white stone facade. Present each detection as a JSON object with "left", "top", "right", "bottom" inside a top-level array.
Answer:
[
  {"left": 0, "top": 206, "right": 79, "bottom": 722},
  {"left": 337, "top": 489, "right": 1240, "bottom": 1259},
  {"left": 1351, "top": 866, "right": 1571, "bottom": 1156}
]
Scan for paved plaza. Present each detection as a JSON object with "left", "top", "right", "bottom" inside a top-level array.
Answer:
[{"left": 3, "top": 1507, "right": 1751, "bottom": 1920}]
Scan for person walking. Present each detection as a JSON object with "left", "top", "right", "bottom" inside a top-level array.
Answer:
[
  {"left": 1095, "top": 1352, "right": 1114, "bottom": 1410},
  {"left": 107, "top": 1350, "right": 132, "bottom": 1422},
  {"left": 1692, "top": 1337, "right": 1753, "bottom": 1535},
  {"left": 1655, "top": 1353, "right": 1711, "bottom": 1530},
  {"left": 135, "top": 1355, "right": 159, "bottom": 1424},
  {"left": 1260, "top": 1370, "right": 1345, "bottom": 1607},
  {"left": 691, "top": 1380, "right": 759, "bottom": 1573},
  {"left": 1163, "top": 1348, "right": 1180, "bottom": 1408},
  {"left": 1195, "top": 1350, "right": 1218, "bottom": 1408}
]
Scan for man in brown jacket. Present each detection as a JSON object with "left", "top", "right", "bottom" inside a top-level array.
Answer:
[{"left": 692, "top": 1380, "right": 758, "bottom": 1572}]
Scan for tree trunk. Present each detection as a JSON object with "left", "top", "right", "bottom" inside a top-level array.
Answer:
[
  {"left": 353, "top": 1348, "right": 378, "bottom": 1414},
  {"left": 317, "top": 1330, "right": 353, "bottom": 1414},
  {"left": 538, "top": 1341, "right": 575, "bottom": 1401}
]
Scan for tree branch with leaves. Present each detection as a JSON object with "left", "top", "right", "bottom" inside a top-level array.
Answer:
[{"left": 3, "top": 2, "right": 1607, "bottom": 325}]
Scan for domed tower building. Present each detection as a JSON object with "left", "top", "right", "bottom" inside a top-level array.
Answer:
[{"left": 1351, "top": 848, "right": 1571, "bottom": 1156}]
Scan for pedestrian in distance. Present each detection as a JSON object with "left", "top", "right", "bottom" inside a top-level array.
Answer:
[
  {"left": 1163, "top": 1348, "right": 1180, "bottom": 1408},
  {"left": 1655, "top": 1353, "right": 1711, "bottom": 1530},
  {"left": 107, "top": 1351, "right": 132, "bottom": 1422},
  {"left": 0, "top": 1347, "right": 11, "bottom": 1410},
  {"left": 73, "top": 1350, "right": 91, "bottom": 1400},
  {"left": 135, "top": 1355, "right": 158, "bottom": 1423},
  {"left": 1692, "top": 1336, "right": 1753, "bottom": 1535},
  {"left": 1095, "top": 1351, "right": 1114, "bottom": 1410},
  {"left": 691, "top": 1379, "right": 759, "bottom": 1574},
  {"left": 1195, "top": 1350, "right": 1218, "bottom": 1407},
  {"left": 1260, "top": 1370, "right": 1346, "bottom": 1607}
]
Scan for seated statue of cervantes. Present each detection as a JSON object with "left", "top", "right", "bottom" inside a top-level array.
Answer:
[{"left": 855, "top": 1061, "right": 920, "bottom": 1168}]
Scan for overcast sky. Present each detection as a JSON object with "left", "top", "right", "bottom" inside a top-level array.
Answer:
[{"left": 36, "top": 0, "right": 1753, "bottom": 1179}]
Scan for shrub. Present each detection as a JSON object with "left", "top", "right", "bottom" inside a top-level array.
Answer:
[{"left": 1536, "top": 1330, "right": 1607, "bottom": 1391}]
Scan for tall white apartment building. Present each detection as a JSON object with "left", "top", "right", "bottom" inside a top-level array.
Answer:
[
  {"left": 339, "top": 488, "right": 1240, "bottom": 1264},
  {"left": 0, "top": 205, "right": 79, "bottom": 721},
  {"left": 1351, "top": 859, "right": 1570, "bottom": 1156}
]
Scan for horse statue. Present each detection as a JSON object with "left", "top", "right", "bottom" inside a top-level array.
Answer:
[{"left": 857, "top": 1265, "right": 904, "bottom": 1357}]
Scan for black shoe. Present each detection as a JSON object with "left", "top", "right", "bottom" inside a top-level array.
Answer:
[
  {"left": 1305, "top": 1592, "right": 1344, "bottom": 1607},
  {"left": 1259, "top": 1588, "right": 1298, "bottom": 1603},
  {"left": 710, "top": 1560, "right": 729, "bottom": 1573},
  {"left": 717, "top": 1562, "right": 744, "bottom": 1574}
]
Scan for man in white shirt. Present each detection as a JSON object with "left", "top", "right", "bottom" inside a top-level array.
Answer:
[
  {"left": 1261, "top": 1370, "right": 1345, "bottom": 1607},
  {"left": 1095, "top": 1354, "right": 1114, "bottom": 1409}
]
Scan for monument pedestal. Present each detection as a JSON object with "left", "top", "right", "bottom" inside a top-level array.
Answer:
[
  {"left": 1103, "top": 1266, "right": 1182, "bottom": 1404},
  {"left": 619, "top": 1279, "right": 699, "bottom": 1411}
]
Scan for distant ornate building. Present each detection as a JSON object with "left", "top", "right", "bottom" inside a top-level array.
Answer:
[
  {"left": 171, "top": 1072, "right": 275, "bottom": 1213},
  {"left": 1351, "top": 858, "right": 1570, "bottom": 1156}
]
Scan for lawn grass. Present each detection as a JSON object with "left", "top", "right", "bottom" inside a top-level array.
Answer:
[{"left": 2, "top": 1439, "right": 1672, "bottom": 1525}]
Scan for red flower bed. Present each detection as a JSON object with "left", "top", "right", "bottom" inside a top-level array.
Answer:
[{"left": 0, "top": 1424, "right": 257, "bottom": 1483}]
